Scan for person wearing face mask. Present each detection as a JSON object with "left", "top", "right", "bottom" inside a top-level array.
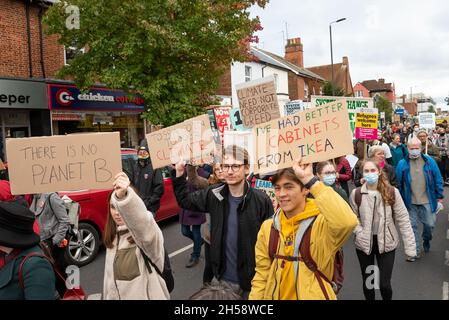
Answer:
[
  {"left": 417, "top": 129, "right": 440, "bottom": 164},
  {"left": 389, "top": 133, "right": 408, "bottom": 167},
  {"left": 396, "top": 138, "right": 444, "bottom": 261},
  {"left": 434, "top": 126, "right": 449, "bottom": 185},
  {"left": 128, "top": 142, "right": 164, "bottom": 216},
  {"left": 407, "top": 124, "right": 420, "bottom": 142},
  {"left": 349, "top": 160, "right": 416, "bottom": 300},
  {"left": 315, "top": 161, "right": 349, "bottom": 203},
  {"left": 354, "top": 146, "right": 396, "bottom": 187}
]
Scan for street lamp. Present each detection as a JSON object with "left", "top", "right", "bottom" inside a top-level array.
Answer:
[{"left": 329, "top": 18, "right": 346, "bottom": 96}]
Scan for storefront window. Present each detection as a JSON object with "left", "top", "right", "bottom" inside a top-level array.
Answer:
[{"left": 52, "top": 111, "right": 144, "bottom": 149}]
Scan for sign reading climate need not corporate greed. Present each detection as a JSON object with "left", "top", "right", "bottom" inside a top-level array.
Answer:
[
  {"left": 6, "top": 132, "right": 122, "bottom": 195},
  {"left": 311, "top": 96, "right": 374, "bottom": 134},
  {"left": 355, "top": 108, "right": 378, "bottom": 140},
  {"left": 253, "top": 100, "right": 353, "bottom": 174},
  {"left": 236, "top": 75, "right": 281, "bottom": 128},
  {"left": 48, "top": 84, "right": 145, "bottom": 111}
]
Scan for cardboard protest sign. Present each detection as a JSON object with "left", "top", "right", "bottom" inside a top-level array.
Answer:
[
  {"left": 393, "top": 114, "right": 401, "bottom": 123},
  {"left": 236, "top": 75, "right": 281, "bottom": 128},
  {"left": 230, "top": 108, "right": 250, "bottom": 131},
  {"left": 419, "top": 112, "right": 436, "bottom": 129},
  {"left": 6, "top": 132, "right": 122, "bottom": 195},
  {"left": 253, "top": 99, "right": 353, "bottom": 175},
  {"left": 146, "top": 114, "right": 215, "bottom": 169},
  {"left": 254, "top": 179, "right": 278, "bottom": 210},
  {"left": 213, "top": 107, "right": 232, "bottom": 144},
  {"left": 355, "top": 108, "right": 378, "bottom": 140},
  {"left": 311, "top": 96, "right": 373, "bottom": 134}
]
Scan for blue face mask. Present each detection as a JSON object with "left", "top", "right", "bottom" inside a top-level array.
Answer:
[
  {"left": 364, "top": 173, "right": 379, "bottom": 185},
  {"left": 409, "top": 149, "right": 421, "bottom": 159},
  {"left": 322, "top": 174, "right": 336, "bottom": 186}
]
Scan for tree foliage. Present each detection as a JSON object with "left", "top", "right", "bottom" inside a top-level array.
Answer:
[
  {"left": 427, "top": 105, "right": 435, "bottom": 113},
  {"left": 322, "top": 81, "right": 345, "bottom": 97},
  {"left": 375, "top": 95, "right": 393, "bottom": 122},
  {"left": 44, "top": 0, "right": 267, "bottom": 126}
]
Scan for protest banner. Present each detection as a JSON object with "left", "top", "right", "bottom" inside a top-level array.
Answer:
[
  {"left": 252, "top": 99, "right": 353, "bottom": 175},
  {"left": 419, "top": 112, "right": 436, "bottom": 129},
  {"left": 236, "top": 75, "right": 281, "bottom": 128},
  {"left": 213, "top": 106, "right": 232, "bottom": 144},
  {"left": 355, "top": 108, "right": 379, "bottom": 140},
  {"left": 284, "top": 100, "right": 305, "bottom": 116},
  {"left": 393, "top": 114, "right": 401, "bottom": 123},
  {"left": 253, "top": 179, "right": 278, "bottom": 210},
  {"left": 6, "top": 132, "right": 122, "bottom": 195},
  {"left": 230, "top": 108, "right": 250, "bottom": 131},
  {"left": 146, "top": 114, "right": 215, "bottom": 169},
  {"left": 311, "top": 96, "right": 373, "bottom": 134}
]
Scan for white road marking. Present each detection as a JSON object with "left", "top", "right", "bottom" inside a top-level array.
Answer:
[
  {"left": 87, "top": 293, "right": 102, "bottom": 300},
  {"left": 447, "top": 229, "right": 449, "bottom": 240},
  {"left": 168, "top": 244, "right": 194, "bottom": 258},
  {"left": 445, "top": 251, "right": 449, "bottom": 267},
  {"left": 443, "top": 282, "right": 449, "bottom": 300}
]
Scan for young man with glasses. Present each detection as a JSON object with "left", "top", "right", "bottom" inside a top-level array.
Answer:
[{"left": 172, "top": 145, "right": 274, "bottom": 298}]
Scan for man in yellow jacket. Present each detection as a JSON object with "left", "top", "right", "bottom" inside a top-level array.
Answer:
[{"left": 249, "top": 157, "right": 358, "bottom": 300}]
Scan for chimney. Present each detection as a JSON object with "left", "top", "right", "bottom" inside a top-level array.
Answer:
[
  {"left": 284, "top": 37, "right": 304, "bottom": 68},
  {"left": 378, "top": 78, "right": 385, "bottom": 85},
  {"left": 342, "top": 56, "right": 349, "bottom": 65}
]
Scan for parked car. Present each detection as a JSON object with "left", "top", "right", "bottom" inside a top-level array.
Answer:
[{"left": 60, "top": 149, "right": 180, "bottom": 267}]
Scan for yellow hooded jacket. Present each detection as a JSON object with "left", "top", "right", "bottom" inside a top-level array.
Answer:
[{"left": 249, "top": 182, "right": 358, "bottom": 300}]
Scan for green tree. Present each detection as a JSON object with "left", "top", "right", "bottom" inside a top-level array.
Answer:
[
  {"left": 427, "top": 105, "right": 435, "bottom": 113},
  {"left": 445, "top": 96, "right": 449, "bottom": 105},
  {"left": 322, "top": 81, "right": 345, "bottom": 97},
  {"left": 44, "top": 0, "right": 267, "bottom": 126},
  {"left": 375, "top": 95, "right": 393, "bottom": 122}
]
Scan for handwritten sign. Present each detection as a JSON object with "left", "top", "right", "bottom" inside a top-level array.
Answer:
[
  {"left": 230, "top": 108, "right": 250, "bottom": 131},
  {"left": 311, "top": 96, "right": 373, "bottom": 134},
  {"left": 284, "top": 100, "right": 305, "bottom": 116},
  {"left": 213, "top": 107, "right": 232, "bottom": 144},
  {"left": 6, "top": 132, "right": 122, "bottom": 195},
  {"left": 236, "top": 75, "right": 281, "bottom": 128},
  {"left": 146, "top": 114, "right": 215, "bottom": 169},
  {"left": 355, "top": 108, "right": 378, "bottom": 140},
  {"left": 419, "top": 112, "right": 436, "bottom": 129},
  {"left": 252, "top": 99, "right": 353, "bottom": 175}
]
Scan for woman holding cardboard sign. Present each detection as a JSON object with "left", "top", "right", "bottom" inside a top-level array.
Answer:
[{"left": 102, "top": 172, "right": 169, "bottom": 300}]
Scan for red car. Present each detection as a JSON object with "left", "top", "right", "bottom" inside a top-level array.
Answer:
[{"left": 60, "top": 149, "right": 180, "bottom": 267}]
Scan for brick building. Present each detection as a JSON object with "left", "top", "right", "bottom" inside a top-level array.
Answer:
[{"left": 358, "top": 79, "right": 396, "bottom": 103}]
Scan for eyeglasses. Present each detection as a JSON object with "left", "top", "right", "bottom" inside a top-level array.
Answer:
[{"left": 220, "top": 164, "right": 244, "bottom": 172}]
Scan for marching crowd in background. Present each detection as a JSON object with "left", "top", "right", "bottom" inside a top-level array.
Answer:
[{"left": 0, "top": 117, "right": 447, "bottom": 300}]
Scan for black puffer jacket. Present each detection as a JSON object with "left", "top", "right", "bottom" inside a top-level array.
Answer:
[{"left": 172, "top": 174, "right": 274, "bottom": 292}]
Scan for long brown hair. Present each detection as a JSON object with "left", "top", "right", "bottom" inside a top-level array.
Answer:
[
  {"left": 103, "top": 190, "right": 135, "bottom": 249},
  {"left": 362, "top": 160, "right": 395, "bottom": 206}
]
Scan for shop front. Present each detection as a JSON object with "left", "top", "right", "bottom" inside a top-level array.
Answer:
[
  {"left": 0, "top": 78, "right": 50, "bottom": 160},
  {"left": 48, "top": 83, "right": 146, "bottom": 149}
]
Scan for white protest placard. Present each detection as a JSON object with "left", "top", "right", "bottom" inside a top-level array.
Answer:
[
  {"left": 236, "top": 75, "right": 281, "bottom": 128},
  {"left": 419, "top": 112, "right": 436, "bottom": 129},
  {"left": 146, "top": 114, "right": 215, "bottom": 169},
  {"left": 284, "top": 100, "right": 305, "bottom": 116},
  {"left": 252, "top": 99, "right": 353, "bottom": 175},
  {"left": 6, "top": 132, "right": 122, "bottom": 195}
]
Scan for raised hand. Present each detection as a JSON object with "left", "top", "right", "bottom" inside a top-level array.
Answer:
[
  {"left": 175, "top": 159, "right": 187, "bottom": 178},
  {"left": 113, "top": 172, "right": 130, "bottom": 199},
  {"left": 292, "top": 157, "right": 314, "bottom": 185}
]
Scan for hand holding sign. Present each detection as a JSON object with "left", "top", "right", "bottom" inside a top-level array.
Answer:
[
  {"left": 113, "top": 172, "right": 130, "bottom": 200},
  {"left": 175, "top": 159, "right": 187, "bottom": 178},
  {"left": 292, "top": 157, "right": 314, "bottom": 186}
]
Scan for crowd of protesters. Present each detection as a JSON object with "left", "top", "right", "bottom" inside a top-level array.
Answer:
[{"left": 0, "top": 116, "right": 447, "bottom": 301}]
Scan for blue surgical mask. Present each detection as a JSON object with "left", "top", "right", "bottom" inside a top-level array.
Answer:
[
  {"left": 364, "top": 173, "right": 379, "bottom": 185},
  {"left": 322, "top": 174, "right": 336, "bottom": 186},
  {"left": 409, "top": 149, "right": 421, "bottom": 159}
]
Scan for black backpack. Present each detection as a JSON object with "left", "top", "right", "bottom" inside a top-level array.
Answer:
[{"left": 139, "top": 247, "right": 174, "bottom": 293}]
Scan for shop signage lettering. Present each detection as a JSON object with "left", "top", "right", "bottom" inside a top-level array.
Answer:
[
  {"left": 252, "top": 100, "right": 353, "bottom": 174},
  {"left": 0, "top": 79, "right": 47, "bottom": 109},
  {"left": 6, "top": 132, "right": 122, "bottom": 195}
]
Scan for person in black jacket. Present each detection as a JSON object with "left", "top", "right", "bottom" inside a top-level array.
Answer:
[
  {"left": 172, "top": 145, "right": 274, "bottom": 298},
  {"left": 129, "top": 145, "right": 164, "bottom": 216}
]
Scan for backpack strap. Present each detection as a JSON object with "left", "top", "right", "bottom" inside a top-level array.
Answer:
[
  {"left": 299, "top": 221, "right": 333, "bottom": 300},
  {"left": 354, "top": 187, "right": 363, "bottom": 216},
  {"left": 268, "top": 223, "right": 280, "bottom": 261},
  {"left": 18, "top": 252, "right": 65, "bottom": 290}
]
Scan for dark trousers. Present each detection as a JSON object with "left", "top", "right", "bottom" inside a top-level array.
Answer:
[
  {"left": 356, "top": 236, "right": 396, "bottom": 300},
  {"left": 43, "top": 239, "right": 67, "bottom": 296},
  {"left": 438, "top": 156, "right": 449, "bottom": 181},
  {"left": 181, "top": 224, "right": 203, "bottom": 259},
  {"left": 203, "top": 242, "right": 214, "bottom": 283}
]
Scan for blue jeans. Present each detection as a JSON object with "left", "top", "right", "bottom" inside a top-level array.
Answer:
[
  {"left": 408, "top": 204, "right": 436, "bottom": 255},
  {"left": 181, "top": 224, "right": 202, "bottom": 259}
]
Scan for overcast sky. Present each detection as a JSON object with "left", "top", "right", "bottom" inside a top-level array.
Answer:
[{"left": 250, "top": 0, "right": 449, "bottom": 110}]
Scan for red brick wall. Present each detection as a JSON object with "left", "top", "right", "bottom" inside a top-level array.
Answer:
[
  {"left": 305, "top": 78, "right": 324, "bottom": 100},
  {"left": 288, "top": 72, "right": 306, "bottom": 100},
  {"left": 353, "top": 83, "right": 370, "bottom": 97},
  {"left": 216, "top": 66, "right": 232, "bottom": 96},
  {"left": 0, "top": 0, "right": 65, "bottom": 78}
]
